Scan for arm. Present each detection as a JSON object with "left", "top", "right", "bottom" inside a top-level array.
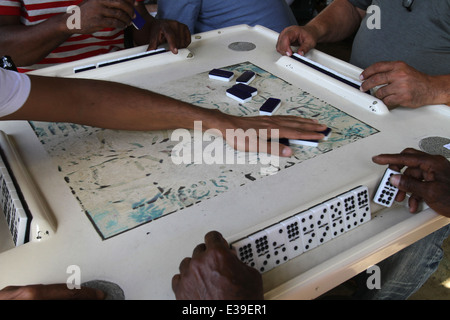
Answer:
[
  {"left": 0, "top": 15, "right": 72, "bottom": 67},
  {"left": 0, "top": 0, "right": 136, "bottom": 67},
  {"left": 276, "top": 0, "right": 365, "bottom": 56},
  {"left": 3, "top": 75, "right": 328, "bottom": 156},
  {"left": 172, "top": 231, "right": 264, "bottom": 300}
]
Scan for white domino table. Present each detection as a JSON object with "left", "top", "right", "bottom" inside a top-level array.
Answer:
[{"left": 0, "top": 25, "right": 448, "bottom": 299}]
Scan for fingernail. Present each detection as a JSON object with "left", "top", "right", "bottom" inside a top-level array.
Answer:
[
  {"left": 359, "top": 74, "right": 364, "bottom": 81},
  {"left": 281, "top": 147, "right": 292, "bottom": 157},
  {"left": 390, "top": 174, "right": 401, "bottom": 187},
  {"left": 285, "top": 51, "right": 291, "bottom": 57}
]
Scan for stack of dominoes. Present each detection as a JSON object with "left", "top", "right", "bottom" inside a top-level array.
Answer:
[
  {"left": 0, "top": 155, "right": 28, "bottom": 246},
  {"left": 231, "top": 185, "right": 370, "bottom": 273}
]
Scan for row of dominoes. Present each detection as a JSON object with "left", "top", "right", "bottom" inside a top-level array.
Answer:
[
  {"left": 0, "top": 155, "right": 28, "bottom": 246},
  {"left": 231, "top": 185, "right": 370, "bottom": 274}
]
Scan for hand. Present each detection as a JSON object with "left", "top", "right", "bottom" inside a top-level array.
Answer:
[
  {"left": 146, "top": 19, "right": 191, "bottom": 54},
  {"left": 360, "top": 61, "right": 448, "bottom": 108},
  {"left": 0, "top": 284, "right": 105, "bottom": 300},
  {"left": 217, "top": 113, "right": 328, "bottom": 157},
  {"left": 72, "top": 0, "right": 136, "bottom": 34},
  {"left": 276, "top": 25, "right": 320, "bottom": 57},
  {"left": 372, "top": 148, "right": 450, "bottom": 217},
  {"left": 172, "top": 231, "right": 264, "bottom": 300}
]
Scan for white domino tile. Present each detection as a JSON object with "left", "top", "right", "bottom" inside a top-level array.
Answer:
[
  {"left": 249, "top": 230, "right": 274, "bottom": 273},
  {"left": 280, "top": 216, "right": 304, "bottom": 259},
  {"left": 339, "top": 190, "right": 359, "bottom": 231},
  {"left": 354, "top": 186, "right": 371, "bottom": 225},
  {"left": 296, "top": 210, "right": 319, "bottom": 252},
  {"left": 232, "top": 237, "right": 257, "bottom": 269},
  {"left": 264, "top": 224, "right": 290, "bottom": 269},
  {"left": 309, "top": 203, "right": 333, "bottom": 245},
  {"left": 324, "top": 197, "right": 345, "bottom": 238},
  {"left": 373, "top": 168, "right": 400, "bottom": 207}
]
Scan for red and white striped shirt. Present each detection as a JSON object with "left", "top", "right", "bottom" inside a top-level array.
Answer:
[{"left": 0, "top": 0, "right": 125, "bottom": 72}]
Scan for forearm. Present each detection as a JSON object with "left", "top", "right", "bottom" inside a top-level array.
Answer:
[
  {"left": 5, "top": 75, "right": 228, "bottom": 132},
  {"left": 307, "top": 0, "right": 364, "bottom": 43},
  {"left": 0, "top": 15, "right": 72, "bottom": 67}
]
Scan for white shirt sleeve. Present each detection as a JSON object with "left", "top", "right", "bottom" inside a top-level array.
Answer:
[{"left": 0, "top": 68, "right": 31, "bottom": 117}]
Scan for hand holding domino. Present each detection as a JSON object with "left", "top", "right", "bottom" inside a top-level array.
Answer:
[{"left": 372, "top": 149, "right": 450, "bottom": 217}]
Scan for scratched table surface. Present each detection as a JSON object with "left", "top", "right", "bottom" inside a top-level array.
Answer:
[{"left": 30, "top": 61, "right": 377, "bottom": 239}]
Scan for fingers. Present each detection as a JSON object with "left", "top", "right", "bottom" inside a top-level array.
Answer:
[
  {"left": 276, "top": 27, "right": 296, "bottom": 56},
  {"left": 78, "top": 0, "right": 136, "bottom": 31},
  {"left": 390, "top": 174, "right": 426, "bottom": 213},
  {"left": 176, "top": 231, "right": 227, "bottom": 273},
  {"left": 359, "top": 61, "right": 431, "bottom": 108},
  {"left": 164, "top": 22, "right": 191, "bottom": 54},
  {"left": 372, "top": 148, "right": 428, "bottom": 170},
  {"left": 276, "top": 26, "right": 317, "bottom": 56},
  {"left": 223, "top": 115, "right": 328, "bottom": 157},
  {"left": 204, "top": 230, "right": 229, "bottom": 249},
  {"left": 147, "top": 20, "right": 191, "bottom": 54},
  {"left": 172, "top": 231, "right": 227, "bottom": 293}
]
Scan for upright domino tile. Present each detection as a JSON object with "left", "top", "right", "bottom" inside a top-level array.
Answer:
[
  {"left": 354, "top": 186, "right": 371, "bottom": 225},
  {"left": 264, "top": 224, "right": 290, "bottom": 268},
  {"left": 309, "top": 203, "right": 333, "bottom": 245},
  {"left": 324, "top": 197, "right": 345, "bottom": 238},
  {"left": 231, "top": 237, "right": 257, "bottom": 269},
  {"left": 249, "top": 230, "right": 274, "bottom": 273},
  {"left": 338, "top": 190, "right": 359, "bottom": 231},
  {"left": 296, "top": 210, "right": 318, "bottom": 252},
  {"left": 373, "top": 168, "right": 400, "bottom": 207},
  {"left": 279, "top": 216, "right": 304, "bottom": 259}
]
